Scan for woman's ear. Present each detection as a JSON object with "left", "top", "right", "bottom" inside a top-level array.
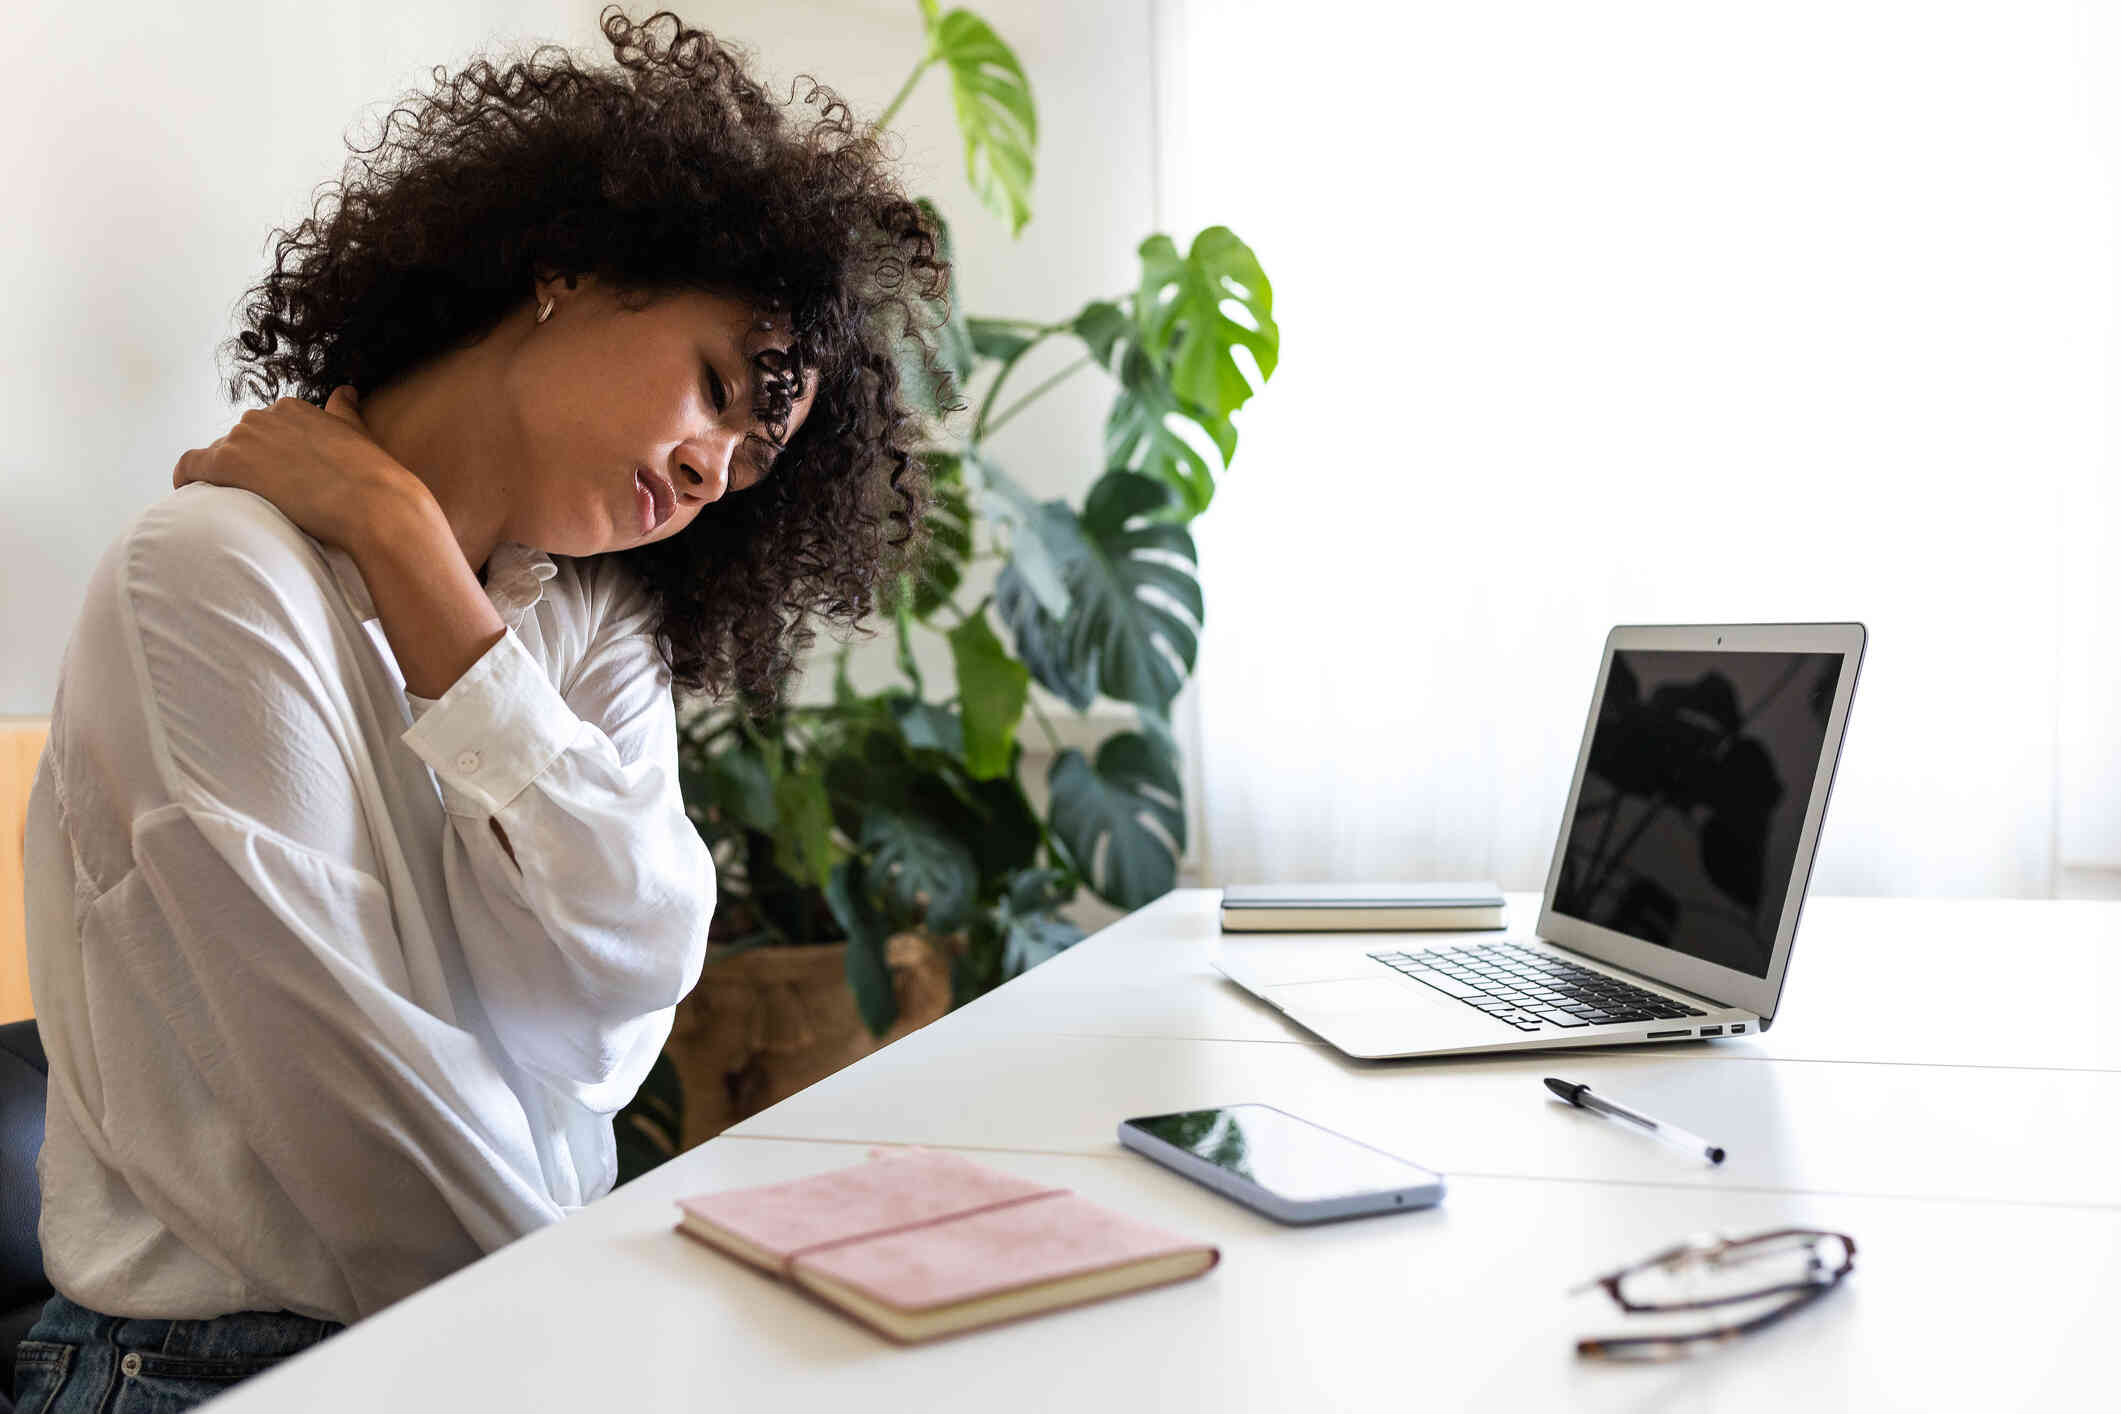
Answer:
[{"left": 532, "top": 270, "right": 582, "bottom": 306}]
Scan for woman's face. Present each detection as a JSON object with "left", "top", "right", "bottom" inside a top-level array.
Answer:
[{"left": 501, "top": 276, "right": 819, "bottom": 557}]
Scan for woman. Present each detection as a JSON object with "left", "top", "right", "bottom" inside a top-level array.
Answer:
[{"left": 14, "top": 8, "right": 948, "bottom": 1410}]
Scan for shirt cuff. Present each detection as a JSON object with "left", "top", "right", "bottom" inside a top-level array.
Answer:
[{"left": 400, "top": 628, "right": 581, "bottom": 817}]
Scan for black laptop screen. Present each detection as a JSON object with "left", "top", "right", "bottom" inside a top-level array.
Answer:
[{"left": 1551, "top": 649, "right": 1843, "bottom": 978}]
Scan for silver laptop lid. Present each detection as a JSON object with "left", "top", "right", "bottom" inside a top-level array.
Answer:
[{"left": 1535, "top": 623, "right": 1866, "bottom": 1022}]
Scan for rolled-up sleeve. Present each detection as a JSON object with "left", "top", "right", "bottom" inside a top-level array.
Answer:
[{"left": 399, "top": 582, "right": 713, "bottom": 1113}]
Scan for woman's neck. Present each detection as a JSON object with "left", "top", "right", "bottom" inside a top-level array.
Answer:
[{"left": 357, "top": 328, "right": 526, "bottom": 579}]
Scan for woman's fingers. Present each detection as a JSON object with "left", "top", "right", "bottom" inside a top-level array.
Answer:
[
  {"left": 172, "top": 433, "right": 231, "bottom": 489},
  {"left": 324, "top": 385, "right": 362, "bottom": 426},
  {"left": 162, "top": 390, "right": 411, "bottom": 549}
]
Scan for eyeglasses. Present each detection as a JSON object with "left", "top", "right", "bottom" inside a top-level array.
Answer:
[{"left": 1570, "top": 1228, "right": 1857, "bottom": 1360}]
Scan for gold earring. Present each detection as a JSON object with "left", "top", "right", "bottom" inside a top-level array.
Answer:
[{"left": 536, "top": 298, "right": 555, "bottom": 325}]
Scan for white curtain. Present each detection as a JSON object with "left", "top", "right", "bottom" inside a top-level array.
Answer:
[{"left": 1157, "top": 0, "right": 2121, "bottom": 896}]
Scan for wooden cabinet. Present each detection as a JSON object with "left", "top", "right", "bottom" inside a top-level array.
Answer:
[{"left": 2, "top": 717, "right": 48, "bottom": 1022}]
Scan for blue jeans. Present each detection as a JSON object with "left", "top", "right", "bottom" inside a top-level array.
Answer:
[{"left": 12, "top": 1293, "right": 344, "bottom": 1413}]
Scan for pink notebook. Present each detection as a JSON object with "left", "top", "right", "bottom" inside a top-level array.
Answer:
[{"left": 674, "top": 1147, "right": 1220, "bottom": 1342}]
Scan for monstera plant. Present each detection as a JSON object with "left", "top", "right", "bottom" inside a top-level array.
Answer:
[{"left": 673, "top": 1, "right": 1279, "bottom": 1037}]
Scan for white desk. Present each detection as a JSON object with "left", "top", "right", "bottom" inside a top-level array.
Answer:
[{"left": 214, "top": 893, "right": 2121, "bottom": 1411}]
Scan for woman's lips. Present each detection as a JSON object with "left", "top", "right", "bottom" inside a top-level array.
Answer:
[{"left": 634, "top": 468, "right": 674, "bottom": 534}]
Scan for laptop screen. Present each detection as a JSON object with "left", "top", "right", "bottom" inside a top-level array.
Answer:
[{"left": 1551, "top": 648, "right": 1844, "bottom": 978}]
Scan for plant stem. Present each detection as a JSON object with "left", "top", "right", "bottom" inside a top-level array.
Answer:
[
  {"left": 876, "top": 58, "right": 933, "bottom": 130},
  {"left": 968, "top": 297, "right": 1130, "bottom": 442},
  {"left": 982, "top": 353, "right": 1094, "bottom": 439},
  {"left": 974, "top": 333, "right": 1053, "bottom": 440}
]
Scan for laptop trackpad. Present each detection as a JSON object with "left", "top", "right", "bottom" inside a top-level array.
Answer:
[
  {"left": 1262, "top": 976, "right": 1468, "bottom": 1017},
  {"left": 1261, "top": 977, "right": 1511, "bottom": 1053},
  {"left": 1215, "top": 938, "right": 1389, "bottom": 986}
]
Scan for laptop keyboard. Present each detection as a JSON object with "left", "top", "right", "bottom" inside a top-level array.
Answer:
[{"left": 1366, "top": 942, "right": 1710, "bottom": 1032}]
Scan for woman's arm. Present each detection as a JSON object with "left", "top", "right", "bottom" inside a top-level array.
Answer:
[
  {"left": 347, "top": 491, "right": 522, "bottom": 863},
  {"left": 396, "top": 599, "right": 715, "bottom": 1114},
  {"left": 350, "top": 488, "right": 507, "bottom": 700}
]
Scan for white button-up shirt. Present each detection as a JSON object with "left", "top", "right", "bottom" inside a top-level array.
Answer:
[{"left": 22, "top": 484, "right": 714, "bottom": 1325}]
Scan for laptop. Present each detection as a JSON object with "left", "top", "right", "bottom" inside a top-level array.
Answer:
[{"left": 1213, "top": 623, "right": 1866, "bottom": 1059}]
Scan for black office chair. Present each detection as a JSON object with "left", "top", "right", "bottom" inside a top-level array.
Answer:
[{"left": 0, "top": 1018, "right": 52, "bottom": 1412}]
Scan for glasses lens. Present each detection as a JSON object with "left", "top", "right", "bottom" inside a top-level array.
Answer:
[{"left": 1618, "top": 1232, "right": 1847, "bottom": 1309}]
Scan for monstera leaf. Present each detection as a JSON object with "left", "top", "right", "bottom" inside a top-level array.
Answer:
[
  {"left": 996, "top": 561, "right": 1095, "bottom": 711},
  {"left": 1001, "top": 908, "right": 1087, "bottom": 974},
  {"left": 1006, "top": 866, "right": 1074, "bottom": 915},
  {"left": 1104, "top": 342, "right": 1227, "bottom": 520},
  {"left": 1097, "top": 230, "right": 1276, "bottom": 518},
  {"left": 920, "top": 2, "right": 1036, "bottom": 236},
  {"left": 999, "top": 470, "right": 1201, "bottom": 714},
  {"left": 860, "top": 808, "right": 978, "bottom": 934},
  {"left": 1135, "top": 227, "right": 1277, "bottom": 418},
  {"left": 1071, "top": 299, "right": 1131, "bottom": 371},
  {"left": 1048, "top": 727, "right": 1186, "bottom": 909},
  {"left": 972, "top": 455, "right": 1077, "bottom": 620},
  {"left": 995, "top": 865, "right": 1086, "bottom": 974},
  {"left": 891, "top": 695, "right": 965, "bottom": 759},
  {"left": 1078, "top": 297, "right": 1232, "bottom": 522}
]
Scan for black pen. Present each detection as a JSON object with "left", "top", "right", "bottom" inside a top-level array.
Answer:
[{"left": 1544, "top": 1077, "right": 1726, "bottom": 1164}]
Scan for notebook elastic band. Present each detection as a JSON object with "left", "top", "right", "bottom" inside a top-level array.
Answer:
[{"left": 779, "top": 1187, "right": 1070, "bottom": 1272}]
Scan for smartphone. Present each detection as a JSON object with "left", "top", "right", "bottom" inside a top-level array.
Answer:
[{"left": 1118, "top": 1103, "right": 1445, "bottom": 1224}]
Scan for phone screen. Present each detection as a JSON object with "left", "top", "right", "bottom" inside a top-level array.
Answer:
[{"left": 1126, "top": 1104, "right": 1436, "bottom": 1200}]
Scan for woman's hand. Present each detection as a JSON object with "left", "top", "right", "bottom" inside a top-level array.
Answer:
[{"left": 173, "top": 386, "right": 424, "bottom": 551}]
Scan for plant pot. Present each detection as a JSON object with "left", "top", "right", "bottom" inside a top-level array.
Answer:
[{"left": 663, "top": 931, "right": 955, "bottom": 1146}]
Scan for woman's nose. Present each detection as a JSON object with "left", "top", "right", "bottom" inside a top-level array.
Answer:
[{"left": 676, "top": 445, "right": 730, "bottom": 502}]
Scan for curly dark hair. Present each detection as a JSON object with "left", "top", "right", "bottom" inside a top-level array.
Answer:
[{"left": 217, "top": 6, "right": 957, "bottom": 707}]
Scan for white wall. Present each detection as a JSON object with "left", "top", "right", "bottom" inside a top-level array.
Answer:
[
  {"left": 1, "top": 0, "right": 1158, "bottom": 726},
  {"left": 6, "top": 0, "right": 567, "bottom": 710},
  {"left": 1156, "top": 0, "right": 2121, "bottom": 900}
]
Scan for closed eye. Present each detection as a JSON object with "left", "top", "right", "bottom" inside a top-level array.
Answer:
[{"left": 706, "top": 359, "right": 786, "bottom": 487}]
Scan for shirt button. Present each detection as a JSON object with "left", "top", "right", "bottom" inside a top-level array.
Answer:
[
  {"left": 456, "top": 750, "right": 482, "bottom": 772},
  {"left": 121, "top": 1353, "right": 143, "bottom": 1377}
]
